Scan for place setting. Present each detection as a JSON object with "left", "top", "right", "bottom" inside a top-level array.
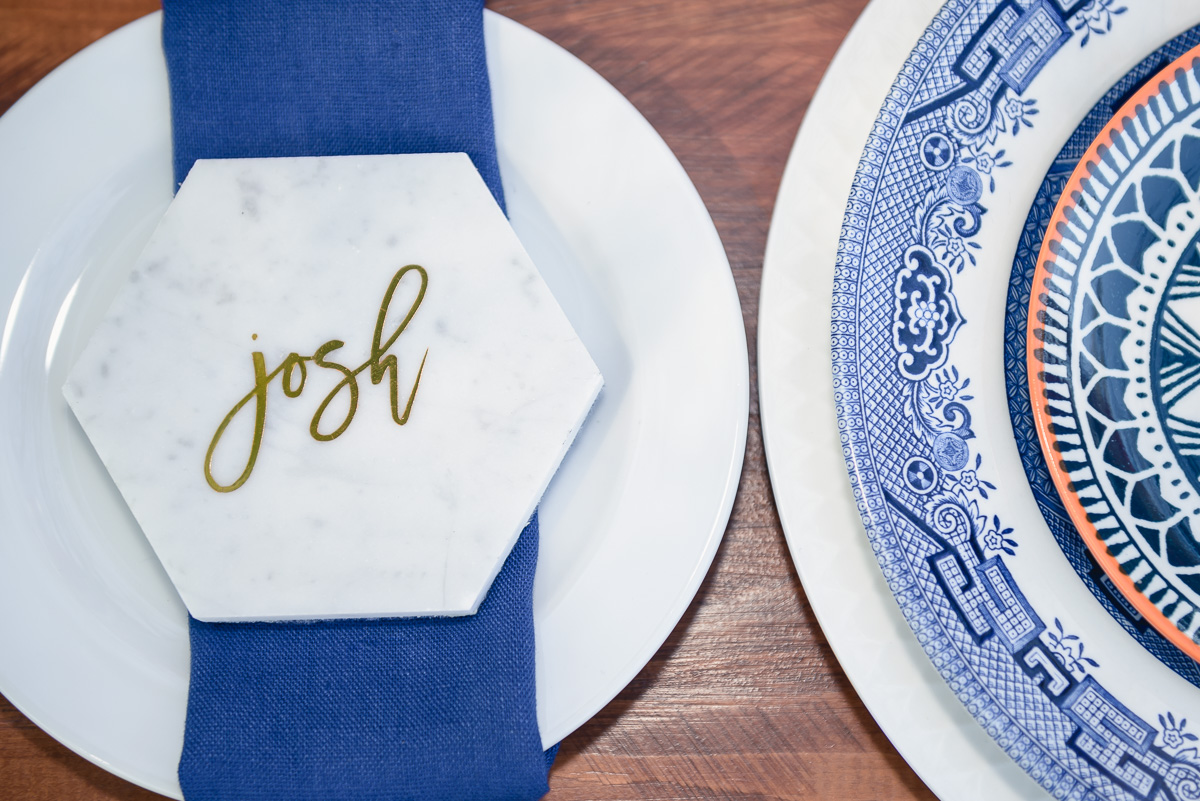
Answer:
[
  {"left": 0, "top": 1, "right": 748, "bottom": 798},
  {"left": 760, "top": 0, "right": 1200, "bottom": 799},
  {"left": 25, "top": 0, "right": 1200, "bottom": 799}
]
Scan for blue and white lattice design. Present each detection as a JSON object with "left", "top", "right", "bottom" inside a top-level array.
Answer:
[{"left": 833, "top": 1, "right": 1200, "bottom": 798}]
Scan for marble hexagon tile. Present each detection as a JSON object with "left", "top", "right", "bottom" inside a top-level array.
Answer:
[{"left": 64, "top": 153, "right": 602, "bottom": 623}]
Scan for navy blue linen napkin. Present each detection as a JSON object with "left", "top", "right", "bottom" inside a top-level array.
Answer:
[
  {"left": 180, "top": 518, "right": 552, "bottom": 801},
  {"left": 161, "top": 1, "right": 552, "bottom": 797},
  {"left": 162, "top": 0, "right": 504, "bottom": 210}
]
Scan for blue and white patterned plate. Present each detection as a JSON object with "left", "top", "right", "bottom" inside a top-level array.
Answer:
[{"left": 834, "top": 2, "right": 1200, "bottom": 797}]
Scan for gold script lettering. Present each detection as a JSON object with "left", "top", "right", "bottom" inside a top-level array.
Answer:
[{"left": 204, "top": 264, "right": 429, "bottom": 493}]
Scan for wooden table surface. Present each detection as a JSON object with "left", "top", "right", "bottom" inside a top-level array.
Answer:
[{"left": 0, "top": 1, "right": 940, "bottom": 799}]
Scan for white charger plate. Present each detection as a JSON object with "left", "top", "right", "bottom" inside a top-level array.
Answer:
[{"left": 0, "top": 11, "right": 748, "bottom": 797}]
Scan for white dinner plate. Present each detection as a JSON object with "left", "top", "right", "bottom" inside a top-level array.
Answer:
[
  {"left": 762, "top": 1, "right": 1200, "bottom": 800},
  {"left": 0, "top": 11, "right": 748, "bottom": 798}
]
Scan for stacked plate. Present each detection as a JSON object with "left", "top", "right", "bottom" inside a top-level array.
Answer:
[{"left": 761, "top": 1, "right": 1200, "bottom": 799}]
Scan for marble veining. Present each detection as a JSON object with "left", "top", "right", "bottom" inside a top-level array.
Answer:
[{"left": 64, "top": 153, "right": 603, "bottom": 622}]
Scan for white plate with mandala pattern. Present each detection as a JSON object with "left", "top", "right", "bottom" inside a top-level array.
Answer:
[{"left": 788, "top": 1, "right": 1200, "bottom": 799}]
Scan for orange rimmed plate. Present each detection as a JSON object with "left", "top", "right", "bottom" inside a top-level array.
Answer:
[{"left": 1029, "top": 44, "right": 1200, "bottom": 663}]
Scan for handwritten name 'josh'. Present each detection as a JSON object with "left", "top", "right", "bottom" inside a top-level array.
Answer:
[{"left": 204, "top": 264, "right": 429, "bottom": 493}]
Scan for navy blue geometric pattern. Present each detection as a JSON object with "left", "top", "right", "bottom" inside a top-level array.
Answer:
[
  {"left": 833, "top": 1, "right": 1200, "bottom": 797},
  {"left": 1005, "top": 27, "right": 1200, "bottom": 689}
]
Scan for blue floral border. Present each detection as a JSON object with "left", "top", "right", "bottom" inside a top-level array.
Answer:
[{"left": 832, "top": 1, "right": 1200, "bottom": 798}]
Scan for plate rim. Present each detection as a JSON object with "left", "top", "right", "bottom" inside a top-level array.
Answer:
[{"left": 759, "top": 1, "right": 1043, "bottom": 798}]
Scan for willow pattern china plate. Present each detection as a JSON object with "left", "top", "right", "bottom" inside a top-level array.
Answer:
[
  {"left": 832, "top": 1, "right": 1200, "bottom": 798},
  {"left": 0, "top": 12, "right": 748, "bottom": 797},
  {"left": 1029, "top": 45, "right": 1200, "bottom": 665}
]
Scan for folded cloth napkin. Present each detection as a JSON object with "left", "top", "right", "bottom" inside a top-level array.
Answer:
[
  {"left": 181, "top": 517, "right": 552, "bottom": 801},
  {"left": 162, "top": 0, "right": 505, "bottom": 209},
  {"left": 161, "top": 1, "right": 553, "bottom": 797}
]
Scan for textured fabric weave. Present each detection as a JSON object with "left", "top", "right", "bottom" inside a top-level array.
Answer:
[
  {"left": 180, "top": 518, "right": 551, "bottom": 801},
  {"left": 163, "top": 1, "right": 550, "bottom": 797},
  {"left": 162, "top": 0, "right": 504, "bottom": 210}
]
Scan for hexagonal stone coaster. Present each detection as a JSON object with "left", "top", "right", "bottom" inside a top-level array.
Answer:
[{"left": 64, "top": 153, "right": 602, "bottom": 622}]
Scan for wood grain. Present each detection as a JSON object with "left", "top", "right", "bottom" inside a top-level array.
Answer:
[{"left": 0, "top": 1, "right": 938, "bottom": 799}]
